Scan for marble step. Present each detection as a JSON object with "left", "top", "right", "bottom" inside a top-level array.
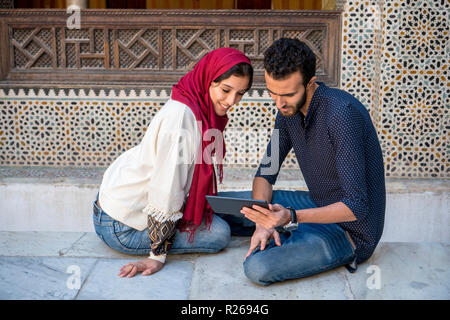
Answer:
[{"left": 0, "top": 167, "right": 449, "bottom": 243}]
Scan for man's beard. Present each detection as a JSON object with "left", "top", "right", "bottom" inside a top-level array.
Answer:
[{"left": 279, "top": 91, "right": 307, "bottom": 117}]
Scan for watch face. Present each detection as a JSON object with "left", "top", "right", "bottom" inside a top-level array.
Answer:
[{"left": 284, "top": 223, "right": 298, "bottom": 231}]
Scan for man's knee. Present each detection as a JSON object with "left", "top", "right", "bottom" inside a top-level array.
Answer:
[{"left": 243, "top": 253, "right": 272, "bottom": 286}]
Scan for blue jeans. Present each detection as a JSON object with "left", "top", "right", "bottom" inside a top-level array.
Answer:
[
  {"left": 219, "top": 190, "right": 356, "bottom": 286},
  {"left": 93, "top": 194, "right": 231, "bottom": 256}
]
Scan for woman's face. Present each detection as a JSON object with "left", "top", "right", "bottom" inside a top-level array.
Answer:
[{"left": 209, "top": 74, "right": 250, "bottom": 117}]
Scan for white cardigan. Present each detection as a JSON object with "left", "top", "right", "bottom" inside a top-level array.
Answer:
[{"left": 98, "top": 99, "right": 202, "bottom": 261}]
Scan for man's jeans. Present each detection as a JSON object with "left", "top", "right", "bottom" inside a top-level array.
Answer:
[
  {"left": 93, "top": 194, "right": 231, "bottom": 256},
  {"left": 218, "top": 190, "right": 356, "bottom": 286}
]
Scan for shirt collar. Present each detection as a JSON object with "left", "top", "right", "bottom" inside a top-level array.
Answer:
[{"left": 299, "top": 81, "right": 326, "bottom": 128}]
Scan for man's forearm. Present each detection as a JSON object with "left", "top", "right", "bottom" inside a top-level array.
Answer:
[
  {"left": 252, "top": 177, "right": 357, "bottom": 224},
  {"left": 297, "top": 201, "right": 357, "bottom": 224},
  {"left": 252, "top": 177, "right": 273, "bottom": 203}
]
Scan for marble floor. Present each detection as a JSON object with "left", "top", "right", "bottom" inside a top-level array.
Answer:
[{"left": 0, "top": 231, "right": 448, "bottom": 300}]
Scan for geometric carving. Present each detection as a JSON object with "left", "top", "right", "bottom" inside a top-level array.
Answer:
[
  {"left": 0, "top": 9, "right": 345, "bottom": 172},
  {"left": 9, "top": 26, "right": 330, "bottom": 75},
  {"left": 63, "top": 28, "right": 107, "bottom": 69},
  {"left": 116, "top": 29, "right": 159, "bottom": 69},
  {"left": 11, "top": 28, "right": 55, "bottom": 69},
  {"left": 0, "top": 88, "right": 302, "bottom": 170},
  {"left": 341, "top": 0, "right": 449, "bottom": 178},
  {"left": 0, "top": 9, "right": 342, "bottom": 87},
  {"left": 175, "top": 28, "right": 215, "bottom": 70}
]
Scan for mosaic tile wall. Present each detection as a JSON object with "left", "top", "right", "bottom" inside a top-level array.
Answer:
[
  {"left": 341, "top": 0, "right": 449, "bottom": 178},
  {"left": 0, "top": 0, "right": 449, "bottom": 178},
  {"left": 0, "top": 88, "right": 298, "bottom": 170}
]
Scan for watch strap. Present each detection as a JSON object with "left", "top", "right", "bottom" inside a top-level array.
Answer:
[{"left": 286, "top": 207, "right": 297, "bottom": 224}]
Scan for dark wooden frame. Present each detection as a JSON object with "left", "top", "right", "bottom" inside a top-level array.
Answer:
[{"left": 0, "top": 9, "right": 342, "bottom": 88}]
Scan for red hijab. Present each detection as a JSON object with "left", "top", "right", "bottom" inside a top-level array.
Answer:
[{"left": 171, "top": 48, "right": 251, "bottom": 239}]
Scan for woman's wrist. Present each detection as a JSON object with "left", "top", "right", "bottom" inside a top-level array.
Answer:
[{"left": 148, "top": 252, "right": 166, "bottom": 264}]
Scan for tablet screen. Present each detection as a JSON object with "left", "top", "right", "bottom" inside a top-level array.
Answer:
[{"left": 206, "top": 195, "right": 269, "bottom": 217}]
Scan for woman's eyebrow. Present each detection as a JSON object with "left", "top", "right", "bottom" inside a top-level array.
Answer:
[{"left": 222, "top": 83, "right": 247, "bottom": 93}]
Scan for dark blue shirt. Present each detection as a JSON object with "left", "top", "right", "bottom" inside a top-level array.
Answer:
[{"left": 255, "top": 82, "right": 386, "bottom": 263}]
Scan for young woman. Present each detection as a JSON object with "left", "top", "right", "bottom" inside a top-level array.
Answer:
[{"left": 92, "top": 48, "right": 253, "bottom": 278}]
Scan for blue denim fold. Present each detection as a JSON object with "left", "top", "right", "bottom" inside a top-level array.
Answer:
[{"left": 92, "top": 193, "right": 231, "bottom": 256}]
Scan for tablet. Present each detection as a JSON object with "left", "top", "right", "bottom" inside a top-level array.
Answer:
[{"left": 205, "top": 195, "right": 269, "bottom": 217}]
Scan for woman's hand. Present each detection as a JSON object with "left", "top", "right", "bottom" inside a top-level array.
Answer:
[{"left": 118, "top": 258, "right": 164, "bottom": 278}]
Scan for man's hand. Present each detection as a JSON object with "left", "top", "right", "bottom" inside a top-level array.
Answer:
[
  {"left": 241, "top": 203, "right": 291, "bottom": 230},
  {"left": 118, "top": 258, "right": 164, "bottom": 278},
  {"left": 245, "top": 224, "right": 281, "bottom": 259}
]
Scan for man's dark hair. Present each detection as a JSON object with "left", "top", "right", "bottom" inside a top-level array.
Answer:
[{"left": 264, "top": 38, "right": 316, "bottom": 86}]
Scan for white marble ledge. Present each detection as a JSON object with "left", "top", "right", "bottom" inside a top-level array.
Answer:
[{"left": 1, "top": 167, "right": 448, "bottom": 194}]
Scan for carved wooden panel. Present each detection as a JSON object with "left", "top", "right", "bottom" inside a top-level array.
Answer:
[
  {"left": 0, "top": 9, "right": 341, "bottom": 87},
  {"left": 0, "top": 0, "right": 14, "bottom": 9}
]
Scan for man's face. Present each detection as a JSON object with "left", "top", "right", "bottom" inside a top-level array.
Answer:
[{"left": 264, "top": 70, "right": 307, "bottom": 117}]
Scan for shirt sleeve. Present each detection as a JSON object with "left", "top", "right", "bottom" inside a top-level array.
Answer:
[
  {"left": 255, "top": 112, "right": 293, "bottom": 185},
  {"left": 328, "top": 104, "right": 370, "bottom": 221},
  {"left": 139, "top": 105, "right": 200, "bottom": 261}
]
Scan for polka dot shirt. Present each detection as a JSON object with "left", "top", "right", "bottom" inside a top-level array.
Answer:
[{"left": 256, "top": 82, "right": 386, "bottom": 263}]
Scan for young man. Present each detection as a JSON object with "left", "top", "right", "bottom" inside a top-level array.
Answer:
[{"left": 238, "top": 38, "right": 386, "bottom": 286}]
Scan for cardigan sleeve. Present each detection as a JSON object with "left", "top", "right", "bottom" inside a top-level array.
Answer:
[{"left": 139, "top": 104, "right": 201, "bottom": 262}]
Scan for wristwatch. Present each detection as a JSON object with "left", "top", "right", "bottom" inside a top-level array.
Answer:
[{"left": 283, "top": 207, "right": 299, "bottom": 231}]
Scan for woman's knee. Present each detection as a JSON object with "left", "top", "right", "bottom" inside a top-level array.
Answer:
[{"left": 209, "top": 215, "right": 231, "bottom": 252}]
